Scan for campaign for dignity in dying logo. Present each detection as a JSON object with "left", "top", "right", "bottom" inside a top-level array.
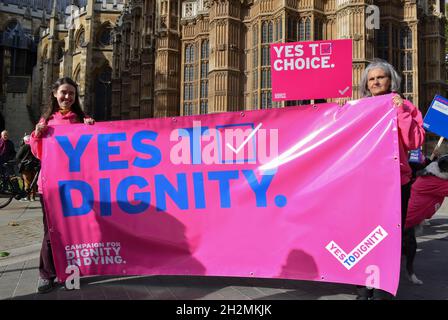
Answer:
[{"left": 65, "top": 242, "right": 126, "bottom": 267}]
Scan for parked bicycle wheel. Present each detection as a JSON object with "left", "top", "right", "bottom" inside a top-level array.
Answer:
[{"left": 0, "top": 178, "right": 15, "bottom": 209}]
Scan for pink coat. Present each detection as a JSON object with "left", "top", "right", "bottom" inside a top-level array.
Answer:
[
  {"left": 406, "top": 163, "right": 448, "bottom": 228},
  {"left": 397, "top": 100, "right": 425, "bottom": 186},
  {"left": 30, "top": 111, "right": 82, "bottom": 193}
]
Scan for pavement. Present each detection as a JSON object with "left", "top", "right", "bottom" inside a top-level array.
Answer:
[{"left": 0, "top": 199, "right": 447, "bottom": 300}]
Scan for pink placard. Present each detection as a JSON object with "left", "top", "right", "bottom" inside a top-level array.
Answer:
[
  {"left": 42, "top": 94, "right": 401, "bottom": 294},
  {"left": 271, "top": 39, "right": 353, "bottom": 101}
]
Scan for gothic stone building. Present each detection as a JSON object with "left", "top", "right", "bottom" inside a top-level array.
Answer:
[
  {"left": 111, "top": 0, "right": 447, "bottom": 151},
  {"left": 0, "top": 0, "right": 125, "bottom": 145},
  {"left": 0, "top": 0, "right": 51, "bottom": 144},
  {"left": 35, "top": 0, "right": 125, "bottom": 121},
  {"left": 1, "top": 0, "right": 447, "bottom": 150}
]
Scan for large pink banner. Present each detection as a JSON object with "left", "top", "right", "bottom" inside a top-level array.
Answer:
[{"left": 42, "top": 94, "right": 401, "bottom": 294}]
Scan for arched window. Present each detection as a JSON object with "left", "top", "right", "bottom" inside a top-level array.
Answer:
[
  {"left": 277, "top": 18, "right": 282, "bottom": 41},
  {"left": 253, "top": 93, "right": 258, "bottom": 109},
  {"left": 268, "top": 22, "right": 273, "bottom": 43},
  {"left": 94, "top": 66, "right": 112, "bottom": 121},
  {"left": 183, "top": 43, "right": 196, "bottom": 113},
  {"left": 201, "top": 40, "right": 209, "bottom": 59},
  {"left": 261, "top": 92, "right": 267, "bottom": 109},
  {"left": 191, "top": 44, "right": 195, "bottom": 61},
  {"left": 314, "top": 19, "right": 321, "bottom": 40},
  {"left": 73, "top": 65, "right": 81, "bottom": 83},
  {"left": 378, "top": 24, "right": 389, "bottom": 47},
  {"left": 185, "top": 45, "right": 191, "bottom": 63},
  {"left": 57, "top": 44, "right": 64, "bottom": 61},
  {"left": 260, "top": 19, "right": 273, "bottom": 110},
  {"left": 252, "top": 24, "right": 258, "bottom": 47},
  {"left": 201, "top": 80, "right": 208, "bottom": 97},
  {"left": 200, "top": 101, "right": 208, "bottom": 114},
  {"left": 201, "top": 62, "right": 208, "bottom": 79},
  {"left": 261, "top": 92, "right": 272, "bottom": 109},
  {"left": 185, "top": 44, "right": 195, "bottom": 63},
  {"left": 262, "top": 22, "right": 268, "bottom": 43},
  {"left": 253, "top": 70, "right": 258, "bottom": 90},
  {"left": 400, "top": 27, "right": 412, "bottom": 49},
  {"left": 5, "top": 20, "right": 20, "bottom": 43},
  {"left": 98, "top": 25, "right": 113, "bottom": 46},
  {"left": 400, "top": 27, "right": 413, "bottom": 95},
  {"left": 261, "top": 69, "right": 271, "bottom": 88},
  {"left": 4, "top": 20, "right": 23, "bottom": 48},
  {"left": 298, "top": 19, "right": 305, "bottom": 41},
  {"left": 261, "top": 47, "right": 270, "bottom": 66},
  {"left": 376, "top": 23, "right": 389, "bottom": 60},
  {"left": 6, "top": 20, "right": 19, "bottom": 31},
  {"left": 288, "top": 16, "right": 296, "bottom": 40},
  {"left": 406, "top": 53, "right": 413, "bottom": 70},
  {"left": 200, "top": 39, "right": 209, "bottom": 109},
  {"left": 305, "top": 18, "right": 311, "bottom": 40},
  {"left": 76, "top": 28, "right": 85, "bottom": 48},
  {"left": 267, "top": 91, "right": 272, "bottom": 109},
  {"left": 183, "top": 103, "right": 193, "bottom": 116},
  {"left": 183, "top": 66, "right": 187, "bottom": 82},
  {"left": 275, "top": 20, "right": 278, "bottom": 41}
]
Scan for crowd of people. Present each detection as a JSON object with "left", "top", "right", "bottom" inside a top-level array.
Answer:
[{"left": 2, "top": 58, "right": 447, "bottom": 298}]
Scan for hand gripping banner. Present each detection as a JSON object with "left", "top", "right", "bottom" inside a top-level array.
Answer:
[{"left": 41, "top": 94, "right": 401, "bottom": 294}]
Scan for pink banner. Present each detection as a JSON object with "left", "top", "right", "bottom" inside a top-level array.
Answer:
[
  {"left": 271, "top": 39, "right": 352, "bottom": 101},
  {"left": 42, "top": 94, "right": 401, "bottom": 294}
]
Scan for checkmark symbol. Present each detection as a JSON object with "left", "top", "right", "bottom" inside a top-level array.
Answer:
[
  {"left": 226, "top": 123, "right": 262, "bottom": 154},
  {"left": 320, "top": 43, "right": 332, "bottom": 55},
  {"left": 339, "top": 86, "right": 350, "bottom": 95},
  {"left": 322, "top": 46, "right": 331, "bottom": 53},
  {"left": 326, "top": 225, "right": 388, "bottom": 270}
]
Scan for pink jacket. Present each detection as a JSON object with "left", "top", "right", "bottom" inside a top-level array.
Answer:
[
  {"left": 406, "top": 162, "right": 448, "bottom": 228},
  {"left": 30, "top": 111, "right": 82, "bottom": 193},
  {"left": 397, "top": 100, "right": 425, "bottom": 185}
]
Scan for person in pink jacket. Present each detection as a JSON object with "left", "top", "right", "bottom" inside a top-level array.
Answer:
[
  {"left": 355, "top": 59, "right": 425, "bottom": 300},
  {"left": 30, "top": 77, "right": 94, "bottom": 293},
  {"left": 403, "top": 154, "right": 448, "bottom": 285}
]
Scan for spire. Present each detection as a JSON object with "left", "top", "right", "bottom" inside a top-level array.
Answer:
[
  {"left": 49, "top": 0, "right": 59, "bottom": 38},
  {"left": 51, "top": 0, "right": 58, "bottom": 19},
  {"left": 24, "top": 4, "right": 32, "bottom": 20},
  {"left": 41, "top": 6, "right": 48, "bottom": 26}
]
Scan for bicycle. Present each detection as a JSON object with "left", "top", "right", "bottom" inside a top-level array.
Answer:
[{"left": 0, "top": 160, "right": 38, "bottom": 209}]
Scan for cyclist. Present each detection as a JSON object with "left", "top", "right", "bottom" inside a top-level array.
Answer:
[{"left": 16, "top": 135, "right": 39, "bottom": 201}]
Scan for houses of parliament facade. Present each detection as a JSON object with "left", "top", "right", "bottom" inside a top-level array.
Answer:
[{"left": 0, "top": 0, "right": 446, "bottom": 148}]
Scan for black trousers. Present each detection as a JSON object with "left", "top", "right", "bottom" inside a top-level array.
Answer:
[
  {"left": 39, "top": 196, "right": 56, "bottom": 280},
  {"left": 403, "top": 227, "right": 417, "bottom": 275},
  {"left": 356, "top": 182, "right": 411, "bottom": 299}
]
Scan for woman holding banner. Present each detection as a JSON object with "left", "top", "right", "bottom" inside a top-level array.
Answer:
[
  {"left": 356, "top": 59, "right": 425, "bottom": 300},
  {"left": 30, "top": 77, "right": 95, "bottom": 294}
]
